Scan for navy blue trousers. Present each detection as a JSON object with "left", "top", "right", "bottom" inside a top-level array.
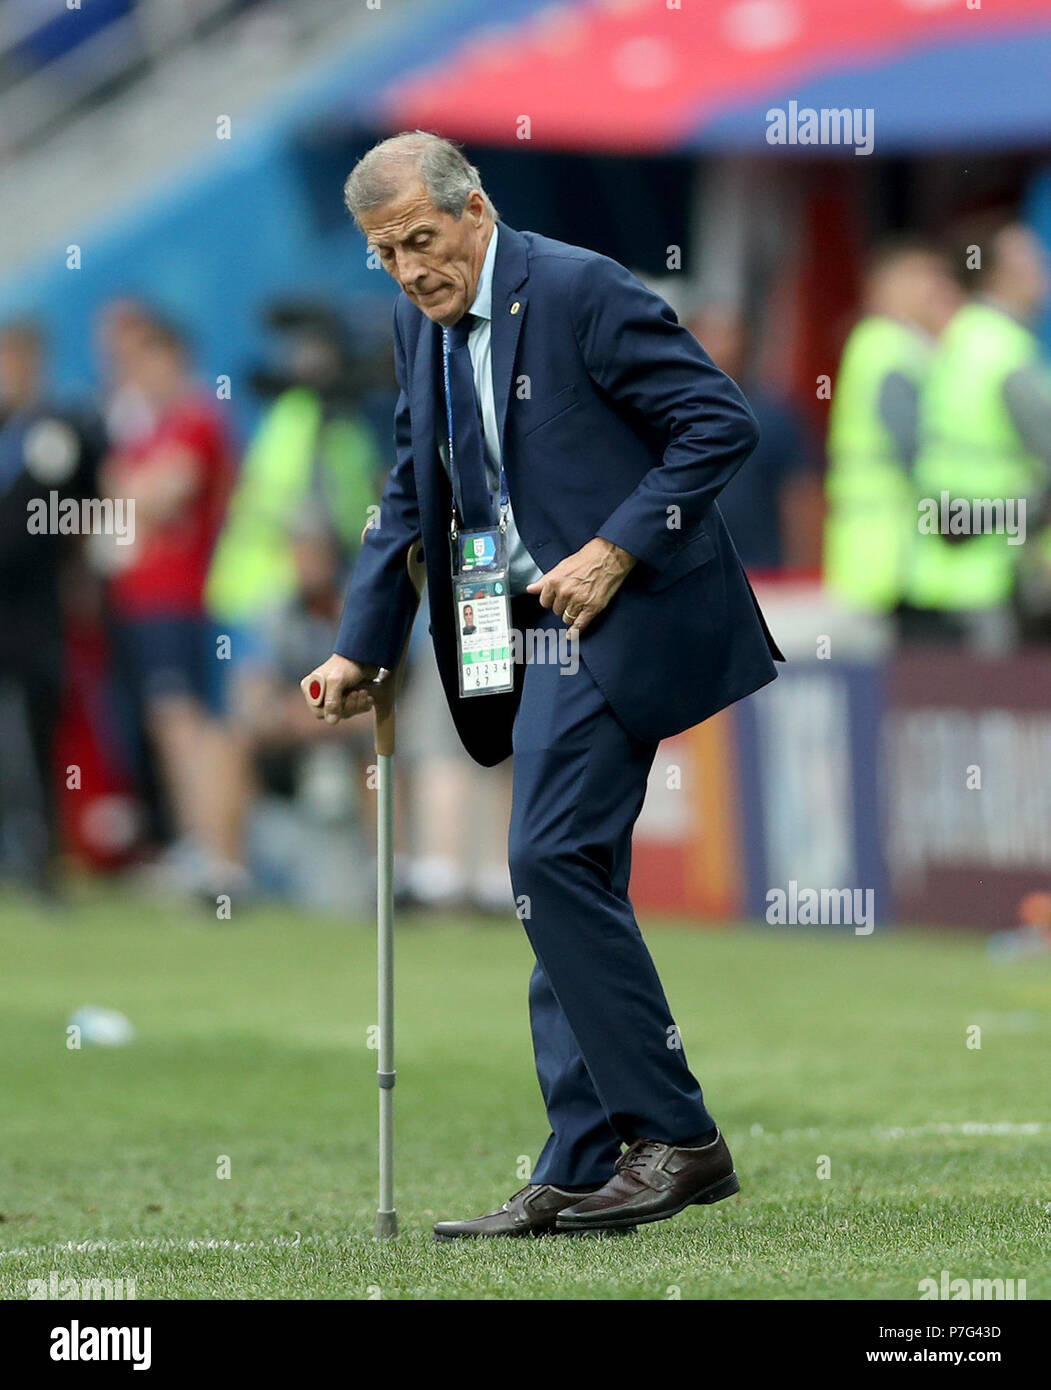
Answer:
[{"left": 508, "top": 603, "right": 714, "bottom": 1188}]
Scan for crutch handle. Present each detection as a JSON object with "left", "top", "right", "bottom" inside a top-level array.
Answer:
[{"left": 303, "top": 671, "right": 372, "bottom": 717}]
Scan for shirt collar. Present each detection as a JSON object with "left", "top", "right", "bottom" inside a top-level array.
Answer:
[{"left": 468, "top": 223, "right": 498, "bottom": 323}]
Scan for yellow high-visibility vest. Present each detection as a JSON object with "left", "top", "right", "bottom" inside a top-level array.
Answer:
[
  {"left": 206, "top": 388, "right": 380, "bottom": 623},
  {"left": 824, "top": 315, "right": 932, "bottom": 610},
  {"left": 908, "top": 302, "right": 1044, "bottom": 611}
]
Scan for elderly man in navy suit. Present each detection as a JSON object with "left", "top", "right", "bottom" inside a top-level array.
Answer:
[{"left": 302, "top": 132, "right": 782, "bottom": 1237}]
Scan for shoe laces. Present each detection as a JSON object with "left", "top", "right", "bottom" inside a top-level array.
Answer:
[{"left": 618, "top": 1140, "right": 666, "bottom": 1176}]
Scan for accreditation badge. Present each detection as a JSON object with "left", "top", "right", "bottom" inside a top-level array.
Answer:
[{"left": 450, "top": 527, "right": 514, "bottom": 698}]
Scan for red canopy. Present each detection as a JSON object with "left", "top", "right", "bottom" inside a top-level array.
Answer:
[{"left": 378, "top": 0, "right": 1051, "bottom": 152}]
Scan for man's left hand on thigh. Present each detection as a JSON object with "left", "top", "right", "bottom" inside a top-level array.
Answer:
[{"left": 526, "top": 538, "right": 636, "bottom": 634}]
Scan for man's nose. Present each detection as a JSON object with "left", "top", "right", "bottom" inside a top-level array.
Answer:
[{"left": 394, "top": 249, "right": 425, "bottom": 288}]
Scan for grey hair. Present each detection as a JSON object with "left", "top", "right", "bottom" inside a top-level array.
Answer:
[{"left": 344, "top": 131, "right": 498, "bottom": 224}]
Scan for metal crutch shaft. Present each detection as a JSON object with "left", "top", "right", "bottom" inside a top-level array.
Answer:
[{"left": 370, "top": 539, "right": 426, "bottom": 1240}]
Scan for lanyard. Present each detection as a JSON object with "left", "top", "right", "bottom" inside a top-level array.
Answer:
[{"left": 442, "top": 324, "right": 509, "bottom": 536}]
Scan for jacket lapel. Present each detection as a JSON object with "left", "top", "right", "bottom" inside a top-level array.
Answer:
[
  {"left": 409, "top": 317, "right": 446, "bottom": 523},
  {"left": 490, "top": 223, "right": 530, "bottom": 458}
]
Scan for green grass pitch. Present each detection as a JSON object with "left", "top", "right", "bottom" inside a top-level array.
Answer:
[{"left": 0, "top": 886, "right": 1047, "bottom": 1300}]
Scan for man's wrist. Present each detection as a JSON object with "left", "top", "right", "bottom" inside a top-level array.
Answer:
[
  {"left": 336, "top": 651, "right": 380, "bottom": 678},
  {"left": 595, "top": 537, "right": 637, "bottom": 575}
]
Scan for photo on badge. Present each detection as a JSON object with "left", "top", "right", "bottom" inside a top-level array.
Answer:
[{"left": 453, "top": 574, "right": 514, "bottom": 697}]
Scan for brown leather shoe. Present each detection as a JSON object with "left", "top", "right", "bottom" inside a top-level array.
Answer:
[
  {"left": 433, "top": 1184, "right": 592, "bottom": 1240},
  {"left": 555, "top": 1131, "right": 739, "bottom": 1231}
]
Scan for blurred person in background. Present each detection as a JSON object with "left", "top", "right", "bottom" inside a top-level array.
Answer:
[
  {"left": 96, "top": 298, "right": 158, "bottom": 449},
  {"left": 206, "top": 300, "right": 384, "bottom": 633},
  {"left": 102, "top": 317, "right": 250, "bottom": 899},
  {"left": 687, "top": 302, "right": 817, "bottom": 572},
  {"left": 0, "top": 321, "right": 103, "bottom": 897},
  {"left": 230, "top": 505, "right": 374, "bottom": 911},
  {"left": 905, "top": 219, "right": 1051, "bottom": 648},
  {"left": 92, "top": 297, "right": 169, "bottom": 858},
  {"left": 823, "top": 239, "right": 961, "bottom": 619}
]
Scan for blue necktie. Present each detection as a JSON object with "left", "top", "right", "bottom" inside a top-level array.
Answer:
[{"left": 444, "top": 316, "right": 494, "bottom": 530}]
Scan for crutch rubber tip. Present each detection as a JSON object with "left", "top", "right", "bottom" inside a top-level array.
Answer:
[
  {"left": 374, "top": 1211, "right": 398, "bottom": 1240},
  {"left": 308, "top": 679, "right": 322, "bottom": 702}
]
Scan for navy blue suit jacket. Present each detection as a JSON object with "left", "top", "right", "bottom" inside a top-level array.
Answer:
[{"left": 335, "top": 223, "right": 782, "bottom": 766}]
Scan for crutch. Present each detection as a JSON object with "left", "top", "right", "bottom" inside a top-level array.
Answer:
[
  {"left": 306, "top": 537, "right": 426, "bottom": 1240},
  {"left": 370, "top": 539, "right": 426, "bottom": 1239}
]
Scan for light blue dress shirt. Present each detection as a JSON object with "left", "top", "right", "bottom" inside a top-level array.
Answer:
[{"left": 439, "top": 222, "right": 544, "bottom": 595}]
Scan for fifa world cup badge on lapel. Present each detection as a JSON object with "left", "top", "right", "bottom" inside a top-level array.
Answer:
[{"left": 450, "top": 527, "right": 514, "bottom": 697}]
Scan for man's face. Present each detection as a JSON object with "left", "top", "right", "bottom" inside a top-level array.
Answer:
[
  {"left": 132, "top": 339, "right": 185, "bottom": 407},
  {"left": 896, "top": 254, "right": 962, "bottom": 338},
  {"left": 361, "top": 181, "right": 491, "bottom": 327},
  {"left": 0, "top": 332, "right": 41, "bottom": 409},
  {"left": 994, "top": 226, "right": 1051, "bottom": 318},
  {"left": 99, "top": 302, "right": 152, "bottom": 379}
]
